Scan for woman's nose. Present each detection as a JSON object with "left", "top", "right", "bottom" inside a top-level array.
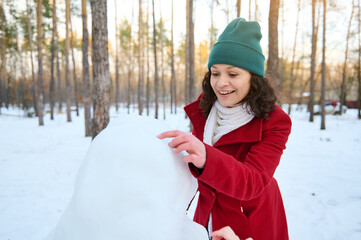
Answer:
[{"left": 217, "top": 75, "right": 229, "bottom": 87}]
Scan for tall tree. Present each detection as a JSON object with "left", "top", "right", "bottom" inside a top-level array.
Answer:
[
  {"left": 309, "top": 0, "right": 317, "bottom": 122},
  {"left": 91, "top": 0, "right": 110, "bottom": 138},
  {"left": 170, "top": 0, "right": 177, "bottom": 114},
  {"left": 152, "top": 0, "right": 159, "bottom": 119},
  {"left": 254, "top": 0, "right": 259, "bottom": 21},
  {"left": 0, "top": 0, "right": 6, "bottom": 111},
  {"left": 37, "top": 0, "right": 44, "bottom": 125},
  {"left": 126, "top": 15, "right": 133, "bottom": 114},
  {"left": 209, "top": 0, "right": 219, "bottom": 52},
  {"left": 82, "top": 0, "right": 91, "bottom": 136},
  {"left": 25, "top": 0, "right": 38, "bottom": 116},
  {"left": 186, "top": 0, "right": 195, "bottom": 105},
  {"left": 249, "top": 0, "right": 251, "bottom": 20},
  {"left": 340, "top": 0, "right": 355, "bottom": 115},
  {"left": 138, "top": 0, "right": 144, "bottom": 115},
  {"left": 287, "top": 0, "right": 301, "bottom": 115},
  {"left": 114, "top": 0, "right": 120, "bottom": 112},
  {"left": 357, "top": 0, "right": 361, "bottom": 119},
  {"left": 56, "top": 15, "right": 62, "bottom": 113},
  {"left": 146, "top": 0, "right": 150, "bottom": 116},
  {"left": 279, "top": 0, "right": 285, "bottom": 92},
  {"left": 70, "top": 13, "right": 79, "bottom": 117},
  {"left": 267, "top": 0, "right": 280, "bottom": 93},
  {"left": 224, "top": 0, "right": 230, "bottom": 24},
  {"left": 65, "top": 0, "right": 71, "bottom": 122},
  {"left": 237, "top": 0, "right": 241, "bottom": 18},
  {"left": 320, "top": 0, "right": 326, "bottom": 130},
  {"left": 160, "top": 14, "right": 166, "bottom": 119},
  {"left": 50, "top": 0, "right": 57, "bottom": 120}
]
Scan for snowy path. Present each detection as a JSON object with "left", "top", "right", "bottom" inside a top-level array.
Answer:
[{"left": 0, "top": 107, "right": 360, "bottom": 240}]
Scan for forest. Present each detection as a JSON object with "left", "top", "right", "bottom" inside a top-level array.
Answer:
[{"left": 0, "top": 0, "right": 360, "bottom": 136}]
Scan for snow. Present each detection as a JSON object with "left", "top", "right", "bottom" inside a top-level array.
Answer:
[
  {"left": 44, "top": 114, "right": 208, "bottom": 240},
  {"left": 0, "top": 106, "right": 361, "bottom": 239}
]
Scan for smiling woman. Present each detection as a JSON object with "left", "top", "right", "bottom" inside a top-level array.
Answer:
[{"left": 158, "top": 18, "right": 292, "bottom": 240}]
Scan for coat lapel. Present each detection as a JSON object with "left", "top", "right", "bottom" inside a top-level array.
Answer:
[{"left": 184, "top": 100, "right": 263, "bottom": 147}]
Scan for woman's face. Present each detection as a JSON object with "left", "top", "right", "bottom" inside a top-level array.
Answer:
[{"left": 210, "top": 64, "right": 251, "bottom": 107}]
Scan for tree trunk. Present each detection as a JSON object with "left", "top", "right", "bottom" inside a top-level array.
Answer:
[
  {"left": 209, "top": 0, "right": 216, "bottom": 52},
  {"left": 138, "top": 0, "right": 144, "bottom": 115},
  {"left": 254, "top": 0, "right": 258, "bottom": 21},
  {"left": 114, "top": 0, "right": 120, "bottom": 112},
  {"left": 37, "top": 0, "right": 44, "bottom": 125},
  {"left": 309, "top": 0, "right": 317, "bottom": 122},
  {"left": 287, "top": 0, "right": 301, "bottom": 115},
  {"left": 152, "top": 0, "right": 159, "bottom": 119},
  {"left": 65, "top": 0, "right": 71, "bottom": 122},
  {"left": 340, "top": 0, "right": 355, "bottom": 115},
  {"left": 0, "top": 0, "right": 6, "bottom": 111},
  {"left": 56, "top": 20, "right": 62, "bottom": 113},
  {"left": 146, "top": 0, "right": 150, "bottom": 116},
  {"left": 320, "top": 0, "right": 326, "bottom": 130},
  {"left": 82, "top": 0, "right": 92, "bottom": 137},
  {"left": 170, "top": 0, "right": 176, "bottom": 114},
  {"left": 267, "top": 0, "right": 280, "bottom": 93},
  {"left": 160, "top": 16, "right": 166, "bottom": 120},
  {"left": 186, "top": 0, "right": 195, "bottom": 105},
  {"left": 127, "top": 13, "right": 133, "bottom": 115},
  {"left": 237, "top": 0, "right": 241, "bottom": 18},
  {"left": 70, "top": 13, "right": 79, "bottom": 117},
  {"left": 225, "top": 0, "right": 230, "bottom": 24},
  {"left": 50, "top": 0, "right": 57, "bottom": 120},
  {"left": 357, "top": 0, "right": 361, "bottom": 119},
  {"left": 17, "top": 27, "right": 26, "bottom": 110},
  {"left": 249, "top": 0, "right": 251, "bottom": 20},
  {"left": 25, "top": 0, "right": 38, "bottom": 116},
  {"left": 91, "top": 0, "right": 110, "bottom": 138}
]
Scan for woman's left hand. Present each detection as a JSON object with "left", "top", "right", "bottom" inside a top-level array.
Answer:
[
  {"left": 210, "top": 226, "right": 241, "bottom": 240},
  {"left": 157, "top": 130, "right": 206, "bottom": 169}
]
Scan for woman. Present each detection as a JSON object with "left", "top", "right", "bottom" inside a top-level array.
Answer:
[{"left": 158, "top": 18, "right": 291, "bottom": 240}]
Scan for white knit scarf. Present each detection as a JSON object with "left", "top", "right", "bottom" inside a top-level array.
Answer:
[
  {"left": 203, "top": 100, "right": 255, "bottom": 146},
  {"left": 203, "top": 100, "right": 255, "bottom": 235}
]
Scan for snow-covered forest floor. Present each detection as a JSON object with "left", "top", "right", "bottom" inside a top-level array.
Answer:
[{"left": 0, "top": 105, "right": 360, "bottom": 240}]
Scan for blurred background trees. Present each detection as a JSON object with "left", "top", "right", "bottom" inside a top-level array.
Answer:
[{"left": 0, "top": 0, "right": 360, "bottom": 133}]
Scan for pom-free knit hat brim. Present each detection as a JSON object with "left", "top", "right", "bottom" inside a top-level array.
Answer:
[
  {"left": 207, "top": 18, "right": 265, "bottom": 77},
  {"left": 208, "top": 41, "right": 265, "bottom": 77}
]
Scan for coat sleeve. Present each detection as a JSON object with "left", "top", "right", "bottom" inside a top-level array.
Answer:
[{"left": 189, "top": 109, "right": 292, "bottom": 201}]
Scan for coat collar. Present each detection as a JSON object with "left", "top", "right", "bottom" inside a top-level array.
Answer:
[{"left": 184, "top": 99, "right": 263, "bottom": 147}]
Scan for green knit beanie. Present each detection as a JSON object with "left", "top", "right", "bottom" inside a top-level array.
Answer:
[{"left": 208, "top": 18, "right": 265, "bottom": 77}]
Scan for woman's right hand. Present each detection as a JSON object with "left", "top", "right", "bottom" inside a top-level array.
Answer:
[
  {"left": 210, "top": 226, "right": 252, "bottom": 240},
  {"left": 157, "top": 130, "right": 206, "bottom": 169}
]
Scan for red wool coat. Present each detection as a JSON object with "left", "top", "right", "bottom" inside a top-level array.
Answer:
[{"left": 184, "top": 99, "right": 292, "bottom": 240}]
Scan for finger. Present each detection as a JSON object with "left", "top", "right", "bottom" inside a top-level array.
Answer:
[
  {"left": 168, "top": 134, "right": 190, "bottom": 148},
  {"left": 184, "top": 154, "right": 206, "bottom": 169},
  {"left": 211, "top": 227, "right": 239, "bottom": 240},
  {"left": 157, "top": 130, "right": 183, "bottom": 139},
  {"left": 173, "top": 142, "right": 194, "bottom": 154},
  {"left": 183, "top": 154, "right": 198, "bottom": 163}
]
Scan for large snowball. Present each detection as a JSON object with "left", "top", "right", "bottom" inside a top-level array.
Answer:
[{"left": 46, "top": 115, "right": 208, "bottom": 240}]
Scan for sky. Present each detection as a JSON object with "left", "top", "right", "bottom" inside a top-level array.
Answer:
[
  {"left": 5, "top": 0, "right": 360, "bottom": 66},
  {"left": 87, "top": 0, "right": 359, "bottom": 66}
]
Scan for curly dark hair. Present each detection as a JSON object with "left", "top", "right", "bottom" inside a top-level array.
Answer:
[{"left": 199, "top": 70, "right": 277, "bottom": 119}]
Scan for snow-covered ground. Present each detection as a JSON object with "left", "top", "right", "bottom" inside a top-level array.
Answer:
[{"left": 0, "top": 105, "right": 360, "bottom": 240}]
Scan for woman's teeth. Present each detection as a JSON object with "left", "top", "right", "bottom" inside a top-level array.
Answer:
[{"left": 219, "top": 90, "right": 234, "bottom": 95}]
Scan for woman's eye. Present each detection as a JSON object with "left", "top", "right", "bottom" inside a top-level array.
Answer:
[
  {"left": 211, "top": 72, "right": 219, "bottom": 77},
  {"left": 229, "top": 73, "right": 238, "bottom": 77}
]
